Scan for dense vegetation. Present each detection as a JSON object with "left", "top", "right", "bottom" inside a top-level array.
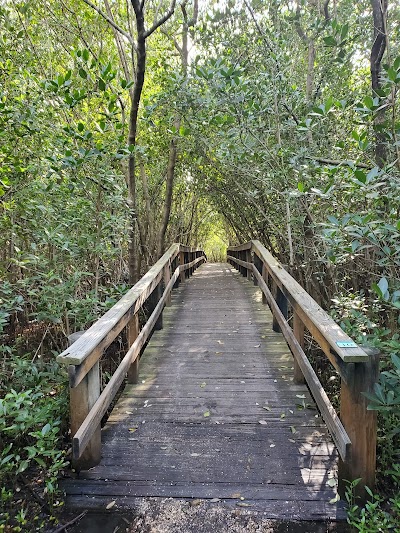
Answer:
[{"left": 0, "top": 0, "right": 399, "bottom": 530}]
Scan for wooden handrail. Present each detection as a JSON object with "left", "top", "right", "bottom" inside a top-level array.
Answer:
[
  {"left": 227, "top": 240, "right": 379, "bottom": 504},
  {"left": 58, "top": 243, "right": 206, "bottom": 470}
]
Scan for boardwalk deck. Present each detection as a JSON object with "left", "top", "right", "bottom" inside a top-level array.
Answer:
[{"left": 64, "top": 263, "right": 346, "bottom": 521}]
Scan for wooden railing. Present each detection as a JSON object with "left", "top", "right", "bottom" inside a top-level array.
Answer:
[
  {"left": 227, "top": 240, "right": 379, "bottom": 502},
  {"left": 57, "top": 244, "right": 206, "bottom": 470}
]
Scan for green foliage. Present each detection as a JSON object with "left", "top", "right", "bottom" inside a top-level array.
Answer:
[
  {"left": 0, "top": 355, "right": 68, "bottom": 530},
  {"left": 345, "top": 480, "right": 400, "bottom": 532}
]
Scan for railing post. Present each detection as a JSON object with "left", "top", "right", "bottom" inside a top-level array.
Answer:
[
  {"left": 164, "top": 262, "right": 172, "bottom": 307},
  {"left": 253, "top": 254, "right": 262, "bottom": 286},
  {"left": 338, "top": 348, "right": 380, "bottom": 503},
  {"left": 147, "top": 281, "right": 163, "bottom": 330},
  {"left": 185, "top": 251, "right": 190, "bottom": 279},
  {"left": 292, "top": 311, "right": 306, "bottom": 384},
  {"left": 179, "top": 250, "right": 186, "bottom": 283},
  {"left": 69, "top": 362, "right": 101, "bottom": 470},
  {"left": 127, "top": 313, "right": 140, "bottom": 383},
  {"left": 246, "top": 249, "right": 252, "bottom": 281},
  {"left": 190, "top": 251, "right": 194, "bottom": 276},
  {"left": 261, "top": 264, "right": 268, "bottom": 304},
  {"left": 240, "top": 251, "right": 246, "bottom": 277},
  {"left": 272, "top": 283, "right": 288, "bottom": 332}
]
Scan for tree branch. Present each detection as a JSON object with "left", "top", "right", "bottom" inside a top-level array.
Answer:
[
  {"left": 305, "top": 155, "right": 372, "bottom": 169},
  {"left": 145, "top": 0, "right": 177, "bottom": 38},
  {"left": 80, "top": 0, "right": 135, "bottom": 46}
]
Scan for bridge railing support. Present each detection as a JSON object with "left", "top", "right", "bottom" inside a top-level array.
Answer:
[
  {"left": 57, "top": 243, "right": 206, "bottom": 471},
  {"left": 227, "top": 240, "right": 379, "bottom": 504}
]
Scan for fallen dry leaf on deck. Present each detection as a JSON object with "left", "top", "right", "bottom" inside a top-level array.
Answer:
[
  {"left": 106, "top": 501, "right": 116, "bottom": 510},
  {"left": 329, "top": 493, "right": 340, "bottom": 504}
]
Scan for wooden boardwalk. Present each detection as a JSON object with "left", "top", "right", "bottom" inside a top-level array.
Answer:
[{"left": 64, "top": 263, "right": 346, "bottom": 520}]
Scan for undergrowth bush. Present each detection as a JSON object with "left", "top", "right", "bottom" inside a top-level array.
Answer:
[{"left": 0, "top": 355, "right": 68, "bottom": 531}]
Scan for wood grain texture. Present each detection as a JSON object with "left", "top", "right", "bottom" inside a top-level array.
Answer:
[{"left": 64, "top": 263, "right": 346, "bottom": 521}]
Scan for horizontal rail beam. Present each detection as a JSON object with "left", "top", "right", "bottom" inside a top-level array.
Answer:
[
  {"left": 72, "top": 267, "right": 181, "bottom": 461},
  {"left": 58, "top": 244, "right": 180, "bottom": 366},
  {"left": 251, "top": 240, "right": 368, "bottom": 363},
  {"left": 253, "top": 266, "right": 351, "bottom": 461}
]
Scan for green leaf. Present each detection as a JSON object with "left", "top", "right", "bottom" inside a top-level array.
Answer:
[
  {"left": 354, "top": 170, "right": 367, "bottom": 184},
  {"left": 363, "top": 96, "right": 374, "bottom": 110},
  {"left": 77, "top": 122, "right": 84, "bottom": 132},
  {"left": 98, "top": 78, "right": 106, "bottom": 91},
  {"left": 179, "top": 125, "right": 190, "bottom": 136},
  {"left": 387, "top": 67, "right": 397, "bottom": 82},
  {"left": 323, "top": 36, "right": 337, "bottom": 46},
  {"left": 82, "top": 49, "right": 89, "bottom": 61},
  {"left": 340, "top": 23, "right": 349, "bottom": 40},
  {"left": 327, "top": 215, "right": 339, "bottom": 226},
  {"left": 79, "top": 68, "right": 87, "bottom": 79},
  {"left": 377, "top": 277, "right": 389, "bottom": 298},
  {"left": 41, "top": 423, "right": 51, "bottom": 436}
]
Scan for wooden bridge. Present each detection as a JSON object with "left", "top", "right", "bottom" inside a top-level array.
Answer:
[{"left": 58, "top": 242, "right": 379, "bottom": 522}]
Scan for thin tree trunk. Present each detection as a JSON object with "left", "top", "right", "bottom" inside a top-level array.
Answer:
[
  {"left": 370, "top": 0, "right": 388, "bottom": 168},
  {"left": 157, "top": 116, "right": 180, "bottom": 255},
  {"left": 127, "top": 1, "right": 147, "bottom": 284}
]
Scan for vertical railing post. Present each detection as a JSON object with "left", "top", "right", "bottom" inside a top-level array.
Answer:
[
  {"left": 338, "top": 348, "right": 380, "bottom": 503},
  {"left": 179, "top": 249, "right": 185, "bottom": 283},
  {"left": 147, "top": 281, "right": 163, "bottom": 330},
  {"left": 272, "top": 283, "right": 288, "bottom": 332},
  {"left": 69, "top": 362, "right": 101, "bottom": 470},
  {"left": 185, "top": 252, "right": 190, "bottom": 279},
  {"left": 190, "top": 250, "right": 194, "bottom": 276},
  {"left": 261, "top": 263, "right": 268, "bottom": 304},
  {"left": 253, "top": 254, "right": 262, "bottom": 286},
  {"left": 164, "top": 261, "right": 172, "bottom": 307},
  {"left": 245, "top": 249, "right": 252, "bottom": 281},
  {"left": 292, "top": 311, "right": 306, "bottom": 384},
  {"left": 240, "top": 251, "right": 246, "bottom": 277},
  {"left": 127, "top": 312, "right": 140, "bottom": 383}
]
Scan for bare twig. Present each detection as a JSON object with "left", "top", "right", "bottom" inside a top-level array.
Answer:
[
  {"left": 51, "top": 511, "right": 87, "bottom": 533},
  {"left": 80, "top": 0, "right": 135, "bottom": 46}
]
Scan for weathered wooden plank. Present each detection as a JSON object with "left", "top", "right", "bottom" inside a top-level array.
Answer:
[{"left": 65, "top": 495, "right": 346, "bottom": 520}]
